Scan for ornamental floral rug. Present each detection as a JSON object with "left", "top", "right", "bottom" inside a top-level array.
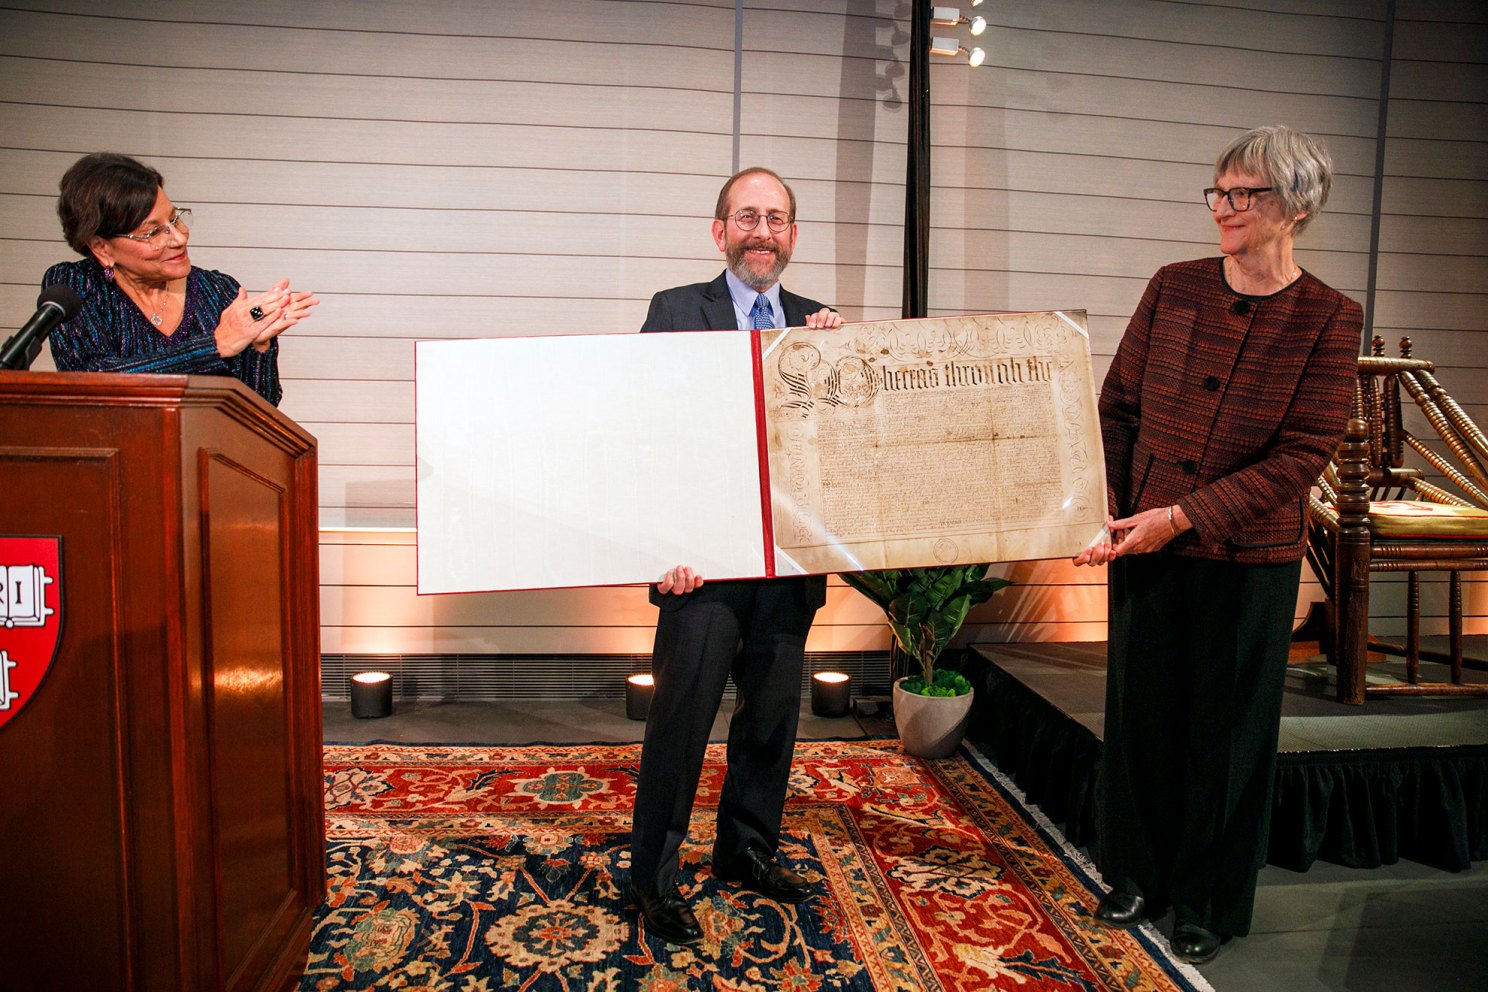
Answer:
[{"left": 303, "top": 740, "right": 1210, "bottom": 992}]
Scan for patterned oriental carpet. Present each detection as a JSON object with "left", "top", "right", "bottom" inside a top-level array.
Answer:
[{"left": 304, "top": 741, "right": 1210, "bottom": 992}]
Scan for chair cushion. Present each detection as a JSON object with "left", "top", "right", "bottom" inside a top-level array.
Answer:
[{"left": 1367, "top": 500, "right": 1488, "bottom": 538}]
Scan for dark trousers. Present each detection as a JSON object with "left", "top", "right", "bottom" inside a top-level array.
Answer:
[
  {"left": 1097, "top": 552, "right": 1301, "bottom": 937},
  {"left": 629, "top": 577, "right": 817, "bottom": 895}
]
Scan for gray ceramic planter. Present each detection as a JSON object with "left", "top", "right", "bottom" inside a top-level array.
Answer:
[{"left": 893, "top": 677, "right": 974, "bottom": 758}]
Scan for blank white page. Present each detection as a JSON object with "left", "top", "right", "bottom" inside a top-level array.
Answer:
[{"left": 415, "top": 332, "right": 766, "bottom": 592}]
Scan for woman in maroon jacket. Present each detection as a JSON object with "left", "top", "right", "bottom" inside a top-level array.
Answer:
[{"left": 1074, "top": 125, "right": 1362, "bottom": 964}]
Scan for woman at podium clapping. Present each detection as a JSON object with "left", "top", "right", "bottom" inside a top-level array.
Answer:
[{"left": 39, "top": 153, "right": 317, "bottom": 406}]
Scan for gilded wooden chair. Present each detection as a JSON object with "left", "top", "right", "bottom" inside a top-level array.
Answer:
[{"left": 1305, "top": 337, "right": 1488, "bottom": 704}]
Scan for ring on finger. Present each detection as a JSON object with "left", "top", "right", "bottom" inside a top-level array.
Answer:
[{"left": 249, "top": 305, "right": 266, "bottom": 321}]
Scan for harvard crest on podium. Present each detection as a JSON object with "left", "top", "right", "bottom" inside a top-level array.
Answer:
[{"left": 0, "top": 537, "right": 62, "bottom": 730}]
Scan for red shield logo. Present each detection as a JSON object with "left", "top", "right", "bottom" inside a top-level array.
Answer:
[{"left": 0, "top": 537, "right": 63, "bottom": 731}]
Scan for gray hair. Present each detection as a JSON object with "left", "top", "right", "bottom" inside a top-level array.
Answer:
[{"left": 1214, "top": 125, "right": 1332, "bottom": 235}]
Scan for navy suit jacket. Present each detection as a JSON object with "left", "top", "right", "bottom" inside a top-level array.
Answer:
[
  {"left": 640, "top": 271, "right": 827, "bottom": 334},
  {"left": 640, "top": 271, "right": 830, "bottom": 609}
]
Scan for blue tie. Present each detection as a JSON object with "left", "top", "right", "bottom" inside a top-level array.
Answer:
[{"left": 750, "top": 294, "right": 774, "bottom": 330}]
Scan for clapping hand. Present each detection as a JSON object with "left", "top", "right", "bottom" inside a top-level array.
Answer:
[{"left": 215, "top": 279, "right": 320, "bottom": 358}]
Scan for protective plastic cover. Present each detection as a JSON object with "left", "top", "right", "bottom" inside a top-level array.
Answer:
[{"left": 414, "top": 312, "right": 1106, "bottom": 593}]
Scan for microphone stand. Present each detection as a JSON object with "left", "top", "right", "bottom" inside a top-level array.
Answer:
[{"left": 0, "top": 329, "right": 47, "bottom": 371}]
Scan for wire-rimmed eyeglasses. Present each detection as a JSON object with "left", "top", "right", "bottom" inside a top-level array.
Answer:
[
  {"left": 727, "top": 209, "right": 792, "bottom": 233},
  {"left": 1203, "top": 187, "right": 1273, "bottom": 212},
  {"left": 118, "top": 208, "right": 192, "bottom": 246}
]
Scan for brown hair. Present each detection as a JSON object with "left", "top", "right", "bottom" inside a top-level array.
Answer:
[
  {"left": 57, "top": 152, "right": 165, "bottom": 255},
  {"left": 714, "top": 166, "right": 796, "bottom": 222}
]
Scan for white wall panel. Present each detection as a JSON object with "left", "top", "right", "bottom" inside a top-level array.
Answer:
[
  {"left": 992, "top": 0, "right": 1386, "bottom": 54},
  {"left": 1373, "top": 295, "right": 1488, "bottom": 333},
  {"left": 737, "top": 2, "right": 907, "bottom": 333},
  {"left": 1368, "top": 3, "right": 1488, "bottom": 641},
  {"left": 0, "top": 8, "right": 732, "bottom": 84},
  {"left": 0, "top": 104, "right": 732, "bottom": 173},
  {"left": 278, "top": 380, "right": 414, "bottom": 425},
  {"left": 2, "top": 1, "right": 1483, "bottom": 660},
  {"left": 0, "top": 61, "right": 732, "bottom": 128}
]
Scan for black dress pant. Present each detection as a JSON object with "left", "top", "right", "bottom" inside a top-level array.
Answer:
[
  {"left": 629, "top": 577, "right": 817, "bottom": 895},
  {"left": 1097, "top": 552, "right": 1301, "bottom": 937}
]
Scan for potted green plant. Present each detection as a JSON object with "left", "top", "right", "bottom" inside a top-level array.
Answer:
[{"left": 840, "top": 564, "right": 1010, "bottom": 758}]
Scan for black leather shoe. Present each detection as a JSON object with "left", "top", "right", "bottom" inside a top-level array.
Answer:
[
  {"left": 631, "top": 883, "right": 702, "bottom": 946},
  {"left": 713, "top": 846, "right": 811, "bottom": 903},
  {"left": 1171, "top": 923, "right": 1225, "bottom": 964},
  {"left": 1092, "top": 890, "right": 1145, "bottom": 929}
]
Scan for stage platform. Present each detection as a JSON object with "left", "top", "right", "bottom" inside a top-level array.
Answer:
[{"left": 965, "top": 640, "right": 1488, "bottom": 873}]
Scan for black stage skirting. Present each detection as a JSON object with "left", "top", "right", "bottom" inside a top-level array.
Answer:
[{"left": 965, "top": 644, "right": 1488, "bottom": 873}]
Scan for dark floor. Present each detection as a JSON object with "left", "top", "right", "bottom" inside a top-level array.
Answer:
[{"left": 323, "top": 643, "right": 1488, "bottom": 992}]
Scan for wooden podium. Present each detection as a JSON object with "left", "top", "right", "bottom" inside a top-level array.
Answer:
[{"left": 0, "top": 372, "right": 324, "bottom": 992}]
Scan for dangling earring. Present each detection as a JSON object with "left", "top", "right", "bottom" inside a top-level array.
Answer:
[{"left": 103, "top": 264, "right": 115, "bottom": 283}]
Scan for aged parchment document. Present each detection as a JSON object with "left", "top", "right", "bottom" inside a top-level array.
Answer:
[
  {"left": 415, "top": 312, "right": 1105, "bottom": 593},
  {"left": 759, "top": 311, "right": 1104, "bottom": 573}
]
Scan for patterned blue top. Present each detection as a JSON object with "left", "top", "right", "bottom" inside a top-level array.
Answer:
[{"left": 41, "top": 258, "right": 282, "bottom": 406}]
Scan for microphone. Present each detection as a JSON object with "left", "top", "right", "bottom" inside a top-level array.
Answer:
[
  {"left": 1231, "top": 299, "right": 1251, "bottom": 316},
  {"left": 0, "top": 285, "right": 83, "bottom": 371}
]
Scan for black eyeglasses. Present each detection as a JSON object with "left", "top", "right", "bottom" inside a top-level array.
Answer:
[
  {"left": 1203, "top": 187, "right": 1274, "bottom": 212},
  {"left": 727, "top": 209, "right": 792, "bottom": 233}
]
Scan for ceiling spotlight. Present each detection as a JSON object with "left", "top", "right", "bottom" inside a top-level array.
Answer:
[
  {"left": 970, "top": 0, "right": 985, "bottom": 6},
  {"left": 931, "top": 7, "right": 990, "bottom": 37},
  {"left": 930, "top": 37, "right": 987, "bottom": 66}
]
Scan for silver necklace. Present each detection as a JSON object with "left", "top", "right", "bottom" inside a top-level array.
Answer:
[{"left": 125, "top": 284, "right": 168, "bottom": 326}]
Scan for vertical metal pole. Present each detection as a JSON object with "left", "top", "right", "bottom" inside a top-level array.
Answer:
[
  {"left": 902, "top": 0, "right": 930, "bottom": 319},
  {"left": 732, "top": 0, "right": 744, "bottom": 173},
  {"left": 1363, "top": 0, "right": 1396, "bottom": 349}
]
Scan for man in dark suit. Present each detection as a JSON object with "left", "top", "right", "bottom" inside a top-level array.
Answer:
[{"left": 629, "top": 167, "right": 842, "bottom": 947}]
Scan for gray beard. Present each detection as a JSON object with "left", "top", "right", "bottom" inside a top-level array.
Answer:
[{"left": 726, "top": 242, "right": 788, "bottom": 291}]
